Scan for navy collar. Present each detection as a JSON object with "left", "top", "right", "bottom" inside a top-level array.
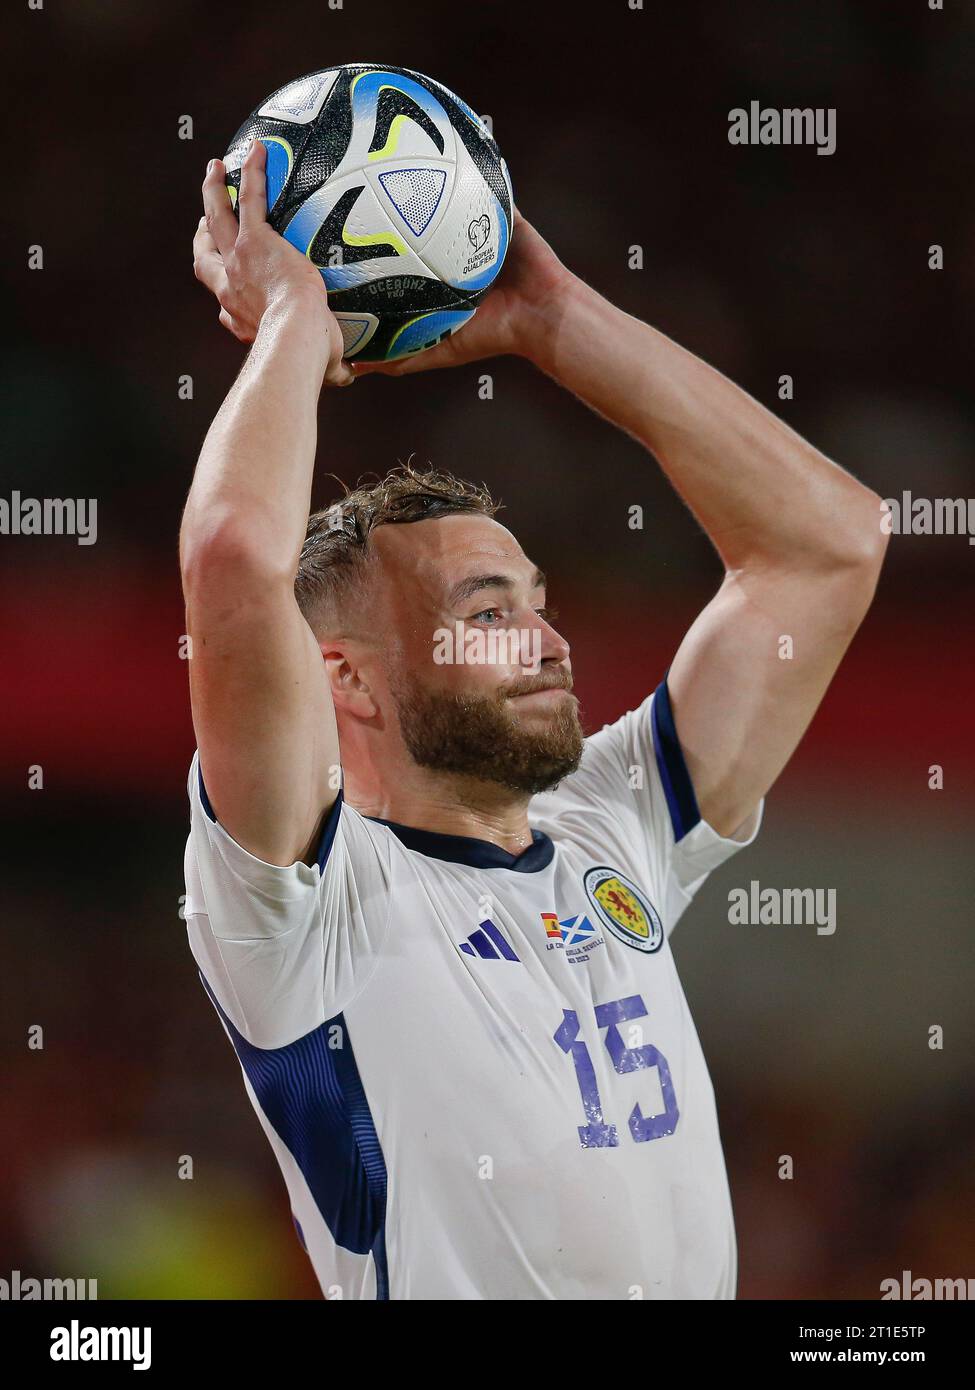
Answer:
[{"left": 364, "top": 815, "right": 555, "bottom": 872}]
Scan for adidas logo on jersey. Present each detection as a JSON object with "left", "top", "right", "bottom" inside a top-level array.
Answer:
[{"left": 457, "top": 920, "right": 519, "bottom": 961}]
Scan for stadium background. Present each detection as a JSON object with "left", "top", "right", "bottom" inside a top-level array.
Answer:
[{"left": 2, "top": 0, "right": 973, "bottom": 1298}]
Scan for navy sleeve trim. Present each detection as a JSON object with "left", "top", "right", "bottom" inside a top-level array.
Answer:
[
  {"left": 197, "top": 758, "right": 344, "bottom": 873},
  {"left": 650, "top": 677, "right": 701, "bottom": 843},
  {"left": 198, "top": 762, "right": 217, "bottom": 823},
  {"left": 316, "top": 791, "right": 344, "bottom": 874}
]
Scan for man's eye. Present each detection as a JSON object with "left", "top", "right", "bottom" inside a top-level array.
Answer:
[
  {"left": 471, "top": 608, "right": 503, "bottom": 624},
  {"left": 535, "top": 606, "right": 558, "bottom": 622}
]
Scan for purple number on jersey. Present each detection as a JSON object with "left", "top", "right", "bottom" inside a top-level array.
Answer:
[{"left": 555, "top": 995, "right": 680, "bottom": 1149}]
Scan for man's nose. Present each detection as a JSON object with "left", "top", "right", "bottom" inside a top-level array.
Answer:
[{"left": 518, "top": 613, "right": 570, "bottom": 672}]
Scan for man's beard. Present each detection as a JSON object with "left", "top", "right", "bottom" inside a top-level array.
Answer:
[{"left": 391, "top": 669, "right": 585, "bottom": 794}]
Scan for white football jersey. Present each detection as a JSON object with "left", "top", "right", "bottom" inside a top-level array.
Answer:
[{"left": 183, "top": 680, "right": 762, "bottom": 1300}]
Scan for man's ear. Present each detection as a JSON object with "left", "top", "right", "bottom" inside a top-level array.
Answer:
[{"left": 323, "top": 648, "right": 378, "bottom": 718}]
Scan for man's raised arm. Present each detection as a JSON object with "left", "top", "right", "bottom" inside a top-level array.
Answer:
[
  {"left": 525, "top": 262, "right": 888, "bottom": 836},
  {"left": 180, "top": 140, "right": 352, "bottom": 866}
]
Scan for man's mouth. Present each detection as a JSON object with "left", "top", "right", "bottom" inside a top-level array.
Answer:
[{"left": 507, "top": 684, "right": 574, "bottom": 705}]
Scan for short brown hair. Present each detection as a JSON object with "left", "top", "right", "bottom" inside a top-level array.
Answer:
[{"left": 295, "top": 463, "right": 501, "bottom": 636}]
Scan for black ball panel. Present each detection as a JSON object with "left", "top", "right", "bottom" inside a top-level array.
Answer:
[{"left": 328, "top": 274, "right": 469, "bottom": 315}]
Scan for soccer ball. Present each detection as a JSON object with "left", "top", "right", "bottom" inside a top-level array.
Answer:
[{"left": 223, "top": 64, "right": 514, "bottom": 361}]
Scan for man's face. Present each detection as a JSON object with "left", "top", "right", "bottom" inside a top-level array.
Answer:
[{"left": 367, "top": 513, "right": 584, "bottom": 794}]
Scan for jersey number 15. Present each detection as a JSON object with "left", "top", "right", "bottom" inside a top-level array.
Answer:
[{"left": 554, "top": 994, "right": 679, "bottom": 1148}]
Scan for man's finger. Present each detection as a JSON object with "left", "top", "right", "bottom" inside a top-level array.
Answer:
[
  {"left": 192, "top": 219, "right": 228, "bottom": 292},
  {"left": 202, "top": 158, "right": 238, "bottom": 259},
  {"left": 218, "top": 307, "right": 254, "bottom": 343},
  {"left": 193, "top": 215, "right": 216, "bottom": 252},
  {"left": 238, "top": 140, "right": 268, "bottom": 236},
  {"left": 194, "top": 246, "right": 229, "bottom": 298},
  {"left": 324, "top": 356, "right": 356, "bottom": 388}
]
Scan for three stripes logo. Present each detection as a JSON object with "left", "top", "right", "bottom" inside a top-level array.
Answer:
[{"left": 457, "top": 919, "right": 520, "bottom": 962}]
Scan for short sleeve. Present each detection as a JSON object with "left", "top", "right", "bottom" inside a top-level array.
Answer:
[
  {"left": 529, "top": 679, "right": 763, "bottom": 934},
  {"left": 182, "top": 751, "right": 392, "bottom": 1046}
]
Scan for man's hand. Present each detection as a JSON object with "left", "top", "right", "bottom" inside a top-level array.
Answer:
[
  {"left": 193, "top": 140, "right": 353, "bottom": 387},
  {"left": 353, "top": 210, "right": 576, "bottom": 376}
]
